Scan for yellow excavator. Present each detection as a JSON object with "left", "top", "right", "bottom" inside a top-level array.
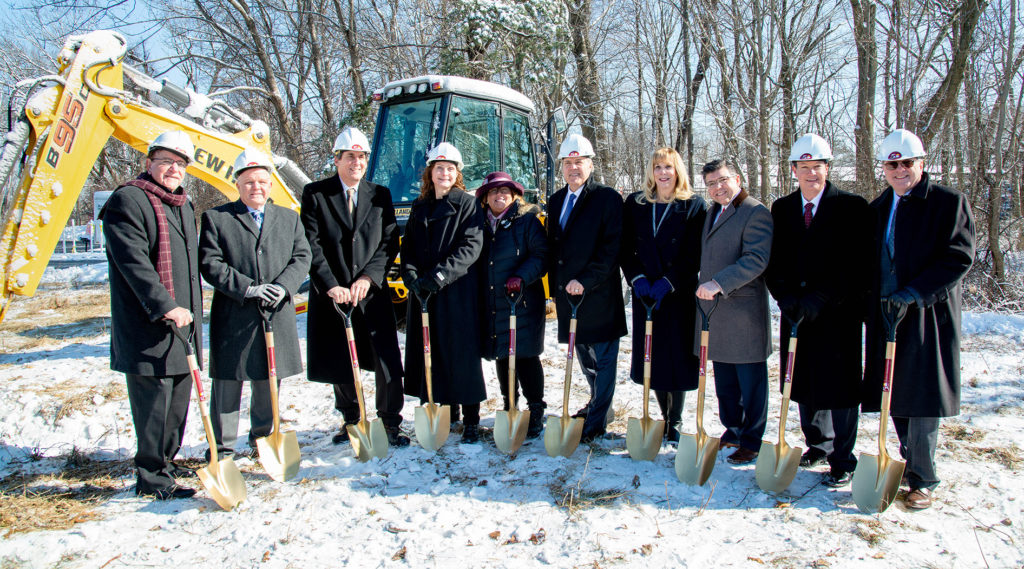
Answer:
[{"left": 0, "top": 30, "right": 307, "bottom": 322}]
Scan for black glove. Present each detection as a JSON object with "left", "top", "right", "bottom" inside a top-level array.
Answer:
[
  {"left": 407, "top": 279, "right": 422, "bottom": 299},
  {"left": 414, "top": 276, "right": 440, "bottom": 295},
  {"left": 797, "top": 293, "right": 826, "bottom": 323},
  {"left": 776, "top": 295, "right": 801, "bottom": 323},
  {"left": 885, "top": 288, "right": 916, "bottom": 308}
]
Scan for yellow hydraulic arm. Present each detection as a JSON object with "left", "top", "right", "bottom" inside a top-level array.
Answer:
[{"left": 0, "top": 30, "right": 305, "bottom": 322}]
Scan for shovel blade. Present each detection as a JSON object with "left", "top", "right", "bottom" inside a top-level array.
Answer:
[
  {"left": 494, "top": 409, "right": 530, "bottom": 455},
  {"left": 754, "top": 440, "right": 803, "bottom": 494},
  {"left": 852, "top": 452, "right": 906, "bottom": 513},
  {"left": 675, "top": 432, "right": 721, "bottom": 486},
  {"left": 625, "top": 417, "right": 665, "bottom": 462},
  {"left": 543, "top": 415, "right": 584, "bottom": 458},
  {"left": 196, "top": 457, "right": 247, "bottom": 510},
  {"left": 347, "top": 419, "right": 389, "bottom": 462},
  {"left": 255, "top": 430, "right": 301, "bottom": 482},
  {"left": 414, "top": 403, "right": 451, "bottom": 452}
]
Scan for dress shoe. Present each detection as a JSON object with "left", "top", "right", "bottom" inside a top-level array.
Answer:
[
  {"left": 720, "top": 433, "right": 739, "bottom": 449},
  {"left": 572, "top": 406, "right": 589, "bottom": 419},
  {"left": 726, "top": 447, "right": 758, "bottom": 465},
  {"left": 581, "top": 427, "right": 606, "bottom": 443},
  {"left": 822, "top": 470, "right": 853, "bottom": 487},
  {"left": 905, "top": 487, "right": 933, "bottom": 510},
  {"left": 386, "top": 426, "right": 411, "bottom": 447},
  {"left": 137, "top": 484, "right": 197, "bottom": 500},
  {"left": 168, "top": 462, "right": 197, "bottom": 479},
  {"left": 461, "top": 424, "right": 480, "bottom": 444},
  {"left": 665, "top": 422, "right": 680, "bottom": 444},
  {"left": 800, "top": 451, "right": 827, "bottom": 468},
  {"left": 526, "top": 406, "right": 545, "bottom": 438},
  {"left": 331, "top": 422, "right": 359, "bottom": 444}
]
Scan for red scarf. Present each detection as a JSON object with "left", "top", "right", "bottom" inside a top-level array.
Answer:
[{"left": 122, "top": 174, "right": 187, "bottom": 298}]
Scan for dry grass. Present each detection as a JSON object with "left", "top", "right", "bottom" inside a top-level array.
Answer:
[
  {"left": 27, "top": 380, "right": 126, "bottom": 424},
  {"left": 854, "top": 519, "right": 886, "bottom": 546},
  {"left": 0, "top": 291, "right": 110, "bottom": 353},
  {"left": 942, "top": 423, "right": 986, "bottom": 443}
]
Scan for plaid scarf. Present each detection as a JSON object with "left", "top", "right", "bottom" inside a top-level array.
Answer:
[{"left": 122, "top": 173, "right": 187, "bottom": 299}]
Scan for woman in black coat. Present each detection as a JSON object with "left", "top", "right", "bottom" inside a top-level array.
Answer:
[
  {"left": 620, "top": 147, "right": 708, "bottom": 442},
  {"left": 475, "top": 172, "right": 548, "bottom": 439},
  {"left": 401, "top": 143, "right": 487, "bottom": 443}
]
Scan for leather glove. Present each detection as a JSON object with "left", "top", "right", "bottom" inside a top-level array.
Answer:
[
  {"left": 885, "top": 288, "right": 917, "bottom": 308},
  {"left": 406, "top": 279, "right": 422, "bottom": 299},
  {"left": 414, "top": 276, "right": 440, "bottom": 295},
  {"left": 797, "top": 293, "right": 825, "bottom": 323},
  {"left": 649, "top": 278, "right": 672, "bottom": 308},
  {"left": 246, "top": 284, "right": 285, "bottom": 305},
  {"left": 632, "top": 277, "right": 651, "bottom": 299},
  {"left": 505, "top": 276, "right": 523, "bottom": 294}
]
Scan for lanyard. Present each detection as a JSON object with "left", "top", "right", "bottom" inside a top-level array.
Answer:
[{"left": 652, "top": 201, "right": 672, "bottom": 236}]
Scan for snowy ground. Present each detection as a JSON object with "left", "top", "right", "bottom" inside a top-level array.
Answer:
[{"left": 0, "top": 258, "right": 1022, "bottom": 568}]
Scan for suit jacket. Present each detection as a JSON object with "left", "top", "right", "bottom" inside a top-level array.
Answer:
[
  {"left": 102, "top": 178, "right": 202, "bottom": 375},
  {"left": 300, "top": 176, "right": 403, "bottom": 384},
  {"left": 696, "top": 189, "right": 773, "bottom": 363},
  {"left": 546, "top": 177, "right": 627, "bottom": 344},
  {"left": 199, "top": 200, "right": 310, "bottom": 381}
]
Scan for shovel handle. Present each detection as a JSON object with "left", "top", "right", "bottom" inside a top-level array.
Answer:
[
  {"left": 263, "top": 326, "right": 283, "bottom": 436},
  {"left": 168, "top": 320, "right": 221, "bottom": 464},
  {"left": 697, "top": 296, "right": 719, "bottom": 331},
  {"left": 880, "top": 299, "right": 908, "bottom": 342}
]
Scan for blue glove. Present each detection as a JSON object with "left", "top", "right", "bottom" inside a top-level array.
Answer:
[
  {"left": 632, "top": 277, "right": 651, "bottom": 299},
  {"left": 649, "top": 278, "right": 672, "bottom": 308}
]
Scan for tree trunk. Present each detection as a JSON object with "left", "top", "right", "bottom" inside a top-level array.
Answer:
[{"left": 850, "top": 0, "right": 877, "bottom": 198}]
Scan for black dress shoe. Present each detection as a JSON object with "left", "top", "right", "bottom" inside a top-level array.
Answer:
[
  {"left": 332, "top": 423, "right": 358, "bottom": 444},
  {"left": 461, "top": 424, "right": 480, "bottom": 444},
  {"left": 572, "top": 406, "right": 589, "bottom": 419},
  {"left": 800, "top": 451, "right": 827, "bottom": 468},
  {"left": 726, "top": 447, "right": 758, "bottom": 464},
  {"left": 822, "top": 470, "right": 853, "bottom": 487},
  {"left": 168, "top": 462, "right": 197, "bottom": 479},
  {"left": 665, "top": 422, "right": 680, "bottom": 443},
  {"left": 581, "top": 427, "right": 606, "bottom": 443},
  {"left": 137, "top": 484, "right": 197, "bottom": 500},
  {"left": 386, "top": 427, "right": 411, "bottom": 447}
]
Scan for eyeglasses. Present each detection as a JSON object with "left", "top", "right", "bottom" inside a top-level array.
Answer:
[
  {"left": 883, "top": 159, "right": 917, "bottom": 170},
  {"left": 705, "top": 175, "right": 734, "bottom": 189},
  {"left": 153, "top": 158, "right": 188, "bottom": 169},
  {"left": 487, "top": 188, "right": 513, "bottom": 196}
]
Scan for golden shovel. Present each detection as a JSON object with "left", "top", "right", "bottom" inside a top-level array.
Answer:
[
  {"left": 333, "top": 302, "right": 389, "bottom": 461},
  {"left": 675, "top": 297, "right": 721, "bottom": 486},
  {"left": 494, "top": 292, "right": 530, "bottom": 454},
  {"left": 254, "top": 308, "right": 301, "bottom": 482},
  {"left": 544, "top": 292, "right": 586, "bottom": 458},
  {"left": 169, "top": 323, "right": 246, "bottom": 510},
  {"left": 756, "top": 317, "right": 804, "bottom": 494},
  {"left": 852, "top": 300, "right": 908, "bottom": 513},
  {"left": 626, "top": 296, "right": 665, "bottom": 461},
  {"left": 412, "top": 292, "right": 451, "bottom": 451}
]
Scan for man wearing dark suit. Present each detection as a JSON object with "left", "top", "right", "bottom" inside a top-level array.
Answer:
[
  {"left": 199, "top": 149, "right": 311, "bottom": 459},
  {"left": 546, "top": 134, "right": 627, "bottom": 442},
  {"left": 300, "top": 127, "right": 408, "bottom": 446},
  {"left": 766, "top": 134, "right": 872, "bottom": 487},
  {"left": 864, "top": 129, "right": 975, "bottom": 510},
  {"left": 695, "top": 158, "right": 773, "bottom": 465},
  {"left": 102, "top": 130, "right": 202, "bottom": 500}
]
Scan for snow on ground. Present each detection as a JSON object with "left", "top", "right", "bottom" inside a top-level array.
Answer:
[{"left": 0, "top": 257, "right": 1022, "bottom": 568}]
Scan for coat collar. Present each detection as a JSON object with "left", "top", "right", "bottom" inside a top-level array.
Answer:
[{"left": 706, "top": 188, "right": 749, "bottom": 237}]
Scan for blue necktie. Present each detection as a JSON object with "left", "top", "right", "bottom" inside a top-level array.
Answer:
[
  {"left": 885, "top": 196, "right": 901, "bottom": 258},
  {"left": 251, "top": 210, "right": 263, "bottom": 229},
  {"left": 559, "top": 192, "right": 577, "bottom": 230}
]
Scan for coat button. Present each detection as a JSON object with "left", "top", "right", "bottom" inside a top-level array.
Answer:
[
  {"left": 799, "top": 281, "right": 806, "bottom": 287},
  {"left": 558, "top": 260, "right": 564, "bottom": 265}
]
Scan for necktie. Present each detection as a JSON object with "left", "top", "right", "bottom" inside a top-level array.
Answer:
[
  {"left": 803, "top": 202, "right": 814, "bottom": 229},
  {"left": 250, "top": 210, "right": 263, "bottom": 229},
  {"left": 346, "top": 188, "right": 355, "bottom": 215},
  {"left": 886, "top": 196, "right": 902, "bottom": 258},
  {"left": 559, "top": 192, "right": 576, "bottom": 230}
]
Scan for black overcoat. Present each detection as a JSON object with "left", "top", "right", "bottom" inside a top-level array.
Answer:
[
  {"left": 765, "top": 183, "right": 872, "bottom": 409},
  {"left": 863, "top": 173, "right": 975, "bottom": 417},
  {"left": 300, "top": 176, "right": 403, "bottom": 385},
  {"left": 199, "top": 200, "right": 311, "bottom": 381},
  {"left": 546, "top": 178, "right": 628, "bottom": 344},
  {"left": 620, "top": 192, "right": 707, "bottom": 391},
  {"left": 478, "top": 201, "right": 548, "bottom": 360},
  {"left": 102, "top": 180, "right": 202, "bottom": 375},
  {"left": 401, "top": 189, "right": 487, "bottom": 404}
]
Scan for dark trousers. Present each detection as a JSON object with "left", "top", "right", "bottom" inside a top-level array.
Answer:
[
  {"left": 712, "top": 361, "right": 768, "bottom": 451},
  {"left": 496, "top": 355, "right": 546, "bottom": 410},
  {"left": 892, "top": 416, "right": 941, "bottom": 491},
  {"left": 798, "top": 404, "right": 859, "bottom": 473},
  {"left": 209, "top": 379, "right": 275, "bottom": 458},
  {"left": 126, "top": 373, "right": 192, "bottom": 492},
  {"left": 445, "top": 403, "right": 481, "bottom": 426},
  {"left": 575, "top": 340, "right": 619, "bottom": 435},
  {"left": 334, "top": 354, "right": 404, "bottom": 428},
  {"left": 655, "top": 390, "right": 684, "bottom": 425}
]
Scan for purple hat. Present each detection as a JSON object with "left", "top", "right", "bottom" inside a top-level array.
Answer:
[{"left": 475, "top": 171, "right": 525, "bottom": 200}]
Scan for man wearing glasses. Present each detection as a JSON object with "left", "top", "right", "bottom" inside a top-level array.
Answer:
[
  {"left": 102, "top": 130, "right": 202, "bottom": 500},
  {"left": 864, "top": 129, "right": 975, "bottom": 510}
]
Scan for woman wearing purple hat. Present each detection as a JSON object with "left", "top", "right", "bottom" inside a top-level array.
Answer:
[{"left": 475, "top": 171, "right": 548, "bottom": 438}]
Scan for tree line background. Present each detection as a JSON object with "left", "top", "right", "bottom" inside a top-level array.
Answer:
[{"left": 0, "top": 0, "right": 1021, "bottom": 308}]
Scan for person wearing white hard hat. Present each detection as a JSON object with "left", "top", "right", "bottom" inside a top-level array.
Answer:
[
  {"left": 301, "top": 126, "right": 409, "bottom": 447},
  {"left": 198, "top": 148, "right": 311, "bottom": 460},
  {"left": 765, "top": 134, "right": 873, "bottom": 486},
  {"left": 547, "top": 133, "right": 627, "bottom": 443},
  {"left": 863, "top": 128, "right": 976, "bottom": 510},
  {"left": 401, "top": 142, "right": 488, "bottom": 443},
  {"left": 101, "top": 130, "right": 202, "bottom": 499}
]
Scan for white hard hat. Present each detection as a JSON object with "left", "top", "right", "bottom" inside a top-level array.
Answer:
[
  {"left": 789, "top": 133, "right": 833, "bottom": 162},
  {"left": 558, "top": 134, "right": 595, "bottom": 159},
  {"left": 877, "top": 129, "right": 926, "bottom": 161},
  {"left": 148, "top": 130, "right": 194, "bottom": 163},
  {"left": 426, "top": 142, "right": 464, "bottom": 170},
  {"left": 332, "top": 127, "right": 371, "bottom": 154},
  {"left": 232, "top": 148, "right": 273, "bottom": 180}
]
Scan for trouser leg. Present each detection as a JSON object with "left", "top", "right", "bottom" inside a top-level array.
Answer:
[
  {"left": 828, "top": 406, "right": 859, "bottom": 473},
  {"left": 498, "top": 356, "right": 546, "bottom": 411},
  {"left": 654, "top": 390, "right": 684, "bottom": 424},
  {"left": 209, "top": 379, "right": 243, "bottom": 458},
  {"left": 496, "top": 358, "right": 515, "bottom": 411},
  {"left": 575, "top": 340, "right": 618, "bottom": 435},
  {"left": 892, "top": 416, "right": 940, "bottom": 490},
  {"left": 127, "top": 373, "right": 191, "bottom": 492},
  {"left": 247, "top": 379, "right": 275, "bottom": 446},
  {"left": 373, "top": 356, "right": 405, "bottom": 429},
  {"left": 711, "top": 362, "right": 742, "bottom": 447},
  {"left": 461, "top": 403, "right": 481, "bottom": 426},
  {"left": 733, "top": 361, "right": 768, "bottom": 451},
  {"left": 798, "top": 404, "right": 835, "bottom": 457},
  {"left": 333, "top": 384, "right": 360, "bottom": 425}
]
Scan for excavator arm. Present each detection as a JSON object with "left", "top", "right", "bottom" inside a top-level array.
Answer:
[{"left": 0, "top": 30, "right": 307, "bottom": 322}]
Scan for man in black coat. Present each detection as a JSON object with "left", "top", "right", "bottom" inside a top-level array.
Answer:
[
  {"left": 547, "top": 134, "right": 627, "bottom": 442},
  {"left": 101, "top": 130, "right": 202, "bottom": 500},
  {"left": 300, "top": 127, "right": 408, "bottom": 447},
  {"left": 199, "top": 149, "right": 311, "bottom": 459},
  {"left": 864, "top": 129, "right": 975, "bottom": 510},
  {"left": 766, "top": 134, "right": 872, "bottom": 487}
]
